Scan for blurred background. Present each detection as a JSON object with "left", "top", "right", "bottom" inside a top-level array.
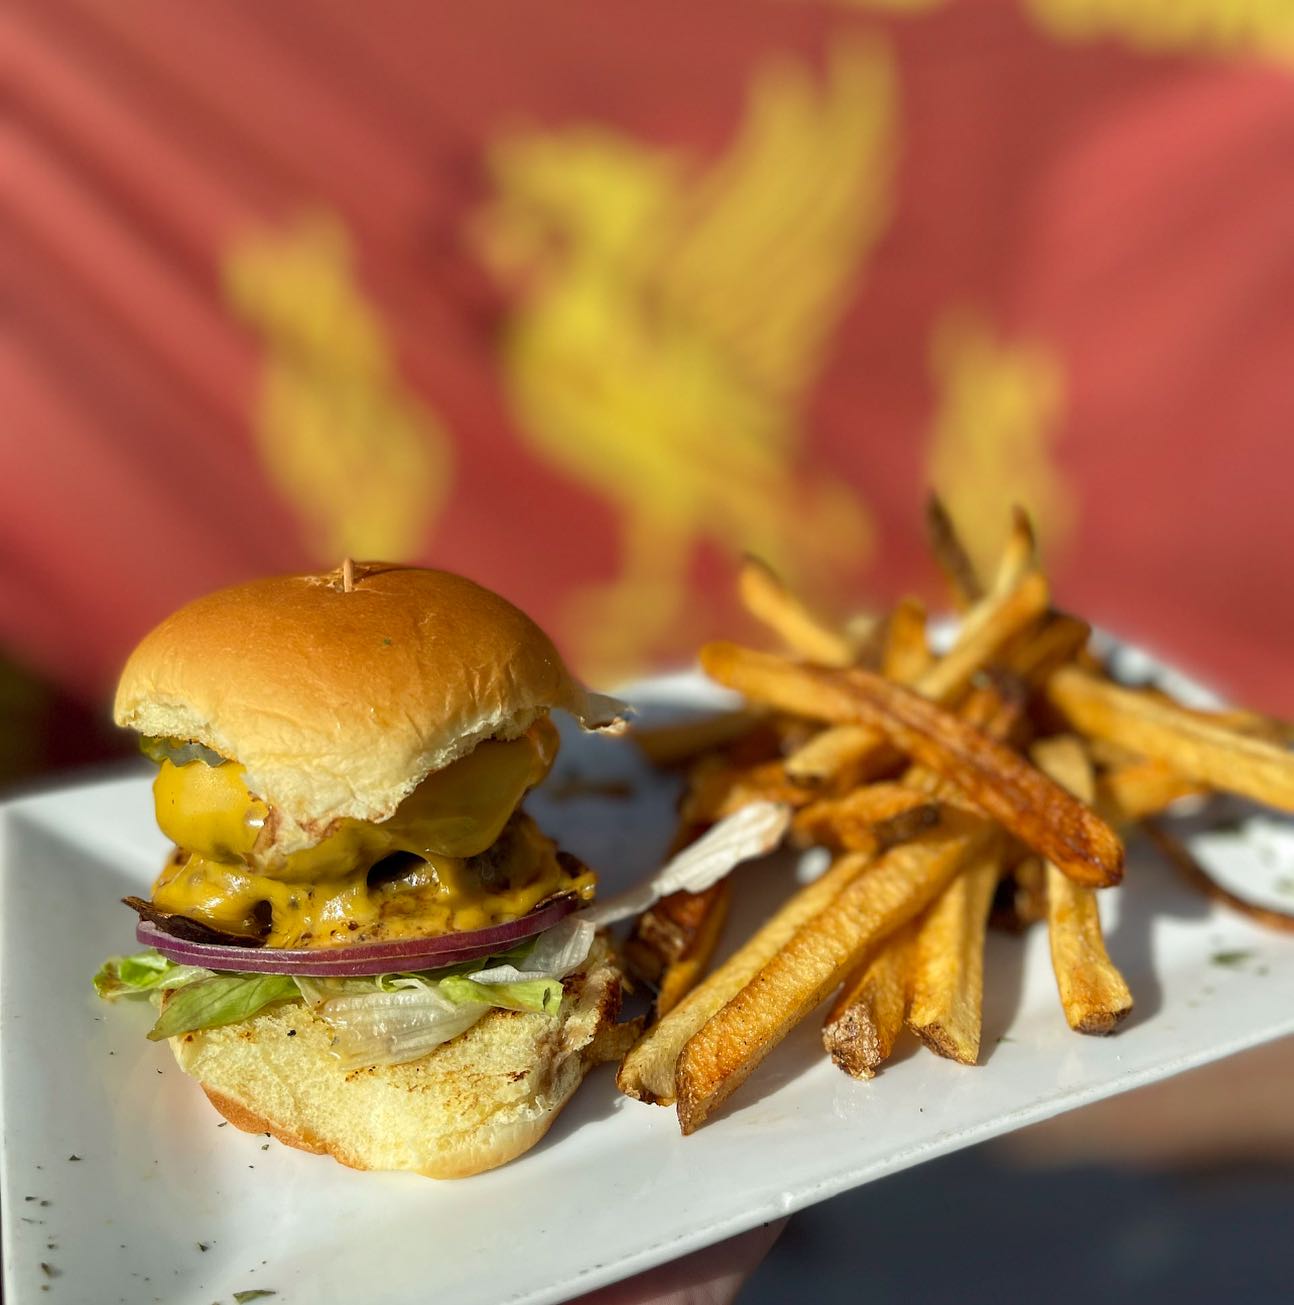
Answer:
[{"left": 4, "top": 1, "right": 1292, "bottom": 1300}]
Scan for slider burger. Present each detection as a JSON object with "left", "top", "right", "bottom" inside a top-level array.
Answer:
[{"left": 95, "top": 562, "right": 631, "bottom": 1178}]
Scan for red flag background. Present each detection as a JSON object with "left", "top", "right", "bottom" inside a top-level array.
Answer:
[{"left": 4, "top": 0, "right": 1293, "bottom": 780}]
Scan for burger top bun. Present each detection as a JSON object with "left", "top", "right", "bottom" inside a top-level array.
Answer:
[{"left": 115, "top": 563, "right": 625, "bottom": 840}]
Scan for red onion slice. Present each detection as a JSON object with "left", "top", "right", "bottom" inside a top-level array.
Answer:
[{"left": 135, "top": 895, "right": 579, "bottom": 976}]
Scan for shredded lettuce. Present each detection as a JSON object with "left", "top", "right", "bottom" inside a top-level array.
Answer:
[
  {"left": 313, "top": 987, "right": 489, "bottom": 1068},
  {"left": 291, "top": 974, "right": 375, "bottom": 1009},
  {"left": 437, "top": 974, "right": 563, "bottom": 1014},
  {"left": 138, "top": 736, "right": 228, "bottom": 767},
  {"left": 580, "top": 799, "right": 789, "bottom": 926},
  {"left": 93, "top": 950, "right": 214, "bottom": 1000},
  {"left": 148, "top": 974, "right": 298, "bottom": 1041},
  {"left": 470, "top": 917, "right": 594, "bottom": 984},
  {"left": 93, "top": 950, "right": 294, "bottom": 1041},
  {"left": 94, "top": 918, "right": 593, "bottom": 1067}
]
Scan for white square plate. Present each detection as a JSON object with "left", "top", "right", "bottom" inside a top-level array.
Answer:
[{"left": 3, "top": 661, "right": 1294, "bottom": 1305}]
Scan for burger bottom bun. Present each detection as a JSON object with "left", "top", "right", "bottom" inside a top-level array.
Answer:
[{"left": 170, "top": 936, "right": 630, "bottom": 1179}]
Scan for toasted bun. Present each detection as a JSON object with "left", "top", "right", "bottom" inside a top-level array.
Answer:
[
  {"left": 115, "top": 563, "right": 625, "bottom": 838},
  {"left": 170, "top": 936, "right": 629, "bottom": 1179}
]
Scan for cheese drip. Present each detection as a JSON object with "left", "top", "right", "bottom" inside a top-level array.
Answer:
[
  {"left": 151, "top": 812, "right": 594, "bottom": 947},
  {"left": 147, "top": 720, "right": 594, "bottom": 947}
]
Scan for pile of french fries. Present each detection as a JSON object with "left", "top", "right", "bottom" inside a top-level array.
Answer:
[{"left": 618, "top": 500, "right": 1294, "bottom": 1135}]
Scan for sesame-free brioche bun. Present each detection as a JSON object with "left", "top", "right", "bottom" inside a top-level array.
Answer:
[
  {"left": 114, "top": 563, "right": 625, "bottom": 837},
  {"left": 168, "top": 935, "right": 630, "bottom": 1178}
]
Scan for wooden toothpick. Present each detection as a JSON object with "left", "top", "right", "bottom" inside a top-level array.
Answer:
[{"left": 342, "top": 557, "right": 355, "bottom": 593}]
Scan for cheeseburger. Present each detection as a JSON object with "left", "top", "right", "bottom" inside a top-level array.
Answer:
[{"left": 95, "top": 562, "right": 630, "bottom": 1178}]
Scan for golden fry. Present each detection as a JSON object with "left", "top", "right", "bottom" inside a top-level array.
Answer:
[
  {"left": 793, "top": 782, "right": 937, "bottom": 851},
  {"left": 998, "top": 612, "right": 1091, "bottom": 685},
  {"left": 1084, "top": 737, "right": 1143, "bottom": 769},
  {"left": 815, "top": 693, "right": 1019, "bottom": 1078},
  {"left": 1008, "top": 855, "right": 1048, "bottom": 930},
  {"left": 616, "top": 851, "right": 874, "bottom": 1105},
  {"left": 1048, "top": 665, "right": 1294, "bottom": 812},
  {"left": 1096, "top": 757, "right": 1206, "bottom": 825},
  {"left": 631, "top": 712, "right": 762, "bottom": 768},
  {"left": 701, "top": 645, "right": 1124, "bottom": 887},
  {"left": 680, "top": 756, "right": 815, "bottom": 829},
  {"left": 782, "top": 723, "right": 901, "bottom": 788},
  {"left": 612, "top": 499, "right": 1294, "bottom": 1142},
  {"left": 624, "top": 878, "right": 731, "bottom": 987},
  {"left": 906, "top": 843, "right": 1002, "bottom": 1064},
  {"left": 654, "top": 881, "right": 733, "bottom": 1016},
  {"left": 925, "top": 494, "right": 984, "bottom": 610},
  {"left": 1137, "top": 689, "right": 1289, "bottom": 744},
  {"left": 920, "top": 572, "right": 1049, "bottom": 704},
  {"left": 738, "top": 554, "right": 856, "bottom": 667},
  {"left": 844, "top": 612, "right": 886, "bottom": 668},
  {"left": 882, "top": 597, "right": 932, "bottom": 684},
  {"left": 783, "top": 570, "right": 1049, "bottom": 783},
  {"left": 823, "top": 922, "right": 917, "bottom": 1079},
  {"left": 674, "top": 814, "right": 994, "bottom": 1133},
  {"left": 1033, "top": 736, "right": 1133, "bottom": 1035},
  {"left": 987, "top": 505, "right": 1037, "bottom": 599}
]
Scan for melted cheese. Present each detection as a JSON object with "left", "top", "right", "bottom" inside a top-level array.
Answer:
[
  {"left": 153, "top": 719, "right": 559, "bottom": 872},
  {"left": 151, "top": 815, "right": 594, "bottom": 947},
  {"left": 147, "top": 720, "right": 593, "bottom": 947}
]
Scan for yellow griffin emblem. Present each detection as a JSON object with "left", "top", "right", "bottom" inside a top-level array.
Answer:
[
  {"left": 224, "top": 215, "right": 452, "bottom": 563},
  {"left": 474, "top": 39, "right": 898, "bottom": 677},
  {"left": 1025, "top": 0, "right": 1294, "bottom": 64},
  {"left": 926, "top": 309, "right": 1073, "bottom": 580}
]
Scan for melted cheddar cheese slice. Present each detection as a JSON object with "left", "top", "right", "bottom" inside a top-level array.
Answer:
[{"left": 147, "top": 721, "right": 593, "bottom": 947}]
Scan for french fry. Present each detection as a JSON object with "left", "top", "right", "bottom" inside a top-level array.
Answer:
[
  {"left": 998, "top": 612, "right": 1091, "bottom": 685},
  {"left": 823, "top": 922, "right": 917, "bottom": 1078},
  {"left": 1071, "top": 684, "right": 1288, "bottom": 748},
  {"left": 1047, "top": 665, "right": 1294, "bottom": 812},
  {"left": 1033, "top": 736, "right": 1133, "bottom": 1035},
  {"left": 926, "top": 496, "right": 1037, "bottom": 612},
  {"left": 881, "top": 597, "right": 932, "bottom": 684},
  {"left": 987, "top": 505, "right": 1037, "bottom": 599},
  {"left": 1136, "top": 689, "right": 1289, "bottom": 744},
  {"left": 683, "top": 610, "right": 1032, "bottom": 829},
  {"left": 784, "top": 570, "right": 1049, "bottom": 783},
  {"left": 675, "top": 812, "right": 996, "bottom": 1133},
  {"left": 889, "top": 680, "right": 1028, "bottom": 807},
  {"left": 656, "top": 924, "right": 729, "bottom": 1015},
  {"left": 1084, "top": 737, "right": 1143, "bottom": 769},
  {"left": 781, "top": 722, "right": 902, "bottom": 788},
  {"left": 631, "top": 712, "right": 762, "bottom": 768},
  {"left": 783, "top": 598, "right": 932, "bottom": 788},
  {"left": 624, "top": 879, "right": 731, "bottom": 987},
  {"left": 656, "top": 882, "right": 733, "bottom": 1016},
  {"left": 925, "top": 494, "right": 984, "bottom": 610},
  {"left": 792, "top": 782, "right": 940, "bottom": 851},
  {"left": 844, "top": 612, "right": 886, "bottom": 668},
  {"left": 616, "top": 850, "right": 875, "bottom": 1105},
  {"left": 701, "top": 645, "right": 1124, "bottom": 887},
  {"left": 820, "top": 690, "right": 1021, "bottom": 1071},
  {"left": 1142, "top": 819, "right": 1294, "bottom": 935},
  {"left": 1096, "top": 757, "right": 1207, "bottom": 825},
  {"left": 680, "top": 756, "right": 816, "bottom": 829},
  {"left": 872, "top": 803, "right": 944, "bottom": 849},
  {"left": 1012, "top": 855, "right": 1048, "bottom": 927},
  {"left": 989, "top": 855, "right": 1048, "bottom": 933},
  {"left": 738, "top": 554, "right": 856, "bottom": 667},
  {"left": 918, "top": 570, "right": 1050, "bottom": 704},
  {"left": 615, "top": 498, "right": 1294, "bottom": 1144},
  {"left": 906, "top": 842, "right": 1002, "bottom": 1063}
]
